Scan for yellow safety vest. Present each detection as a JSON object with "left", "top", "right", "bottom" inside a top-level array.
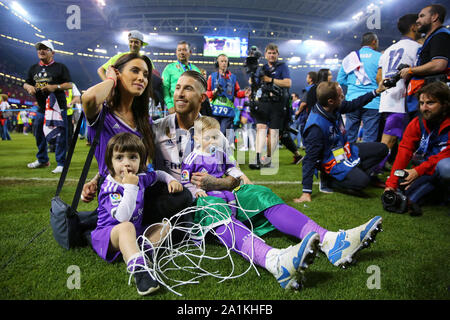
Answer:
[{"left": 65, "top": 89, "right": 74, "bottom": 116}]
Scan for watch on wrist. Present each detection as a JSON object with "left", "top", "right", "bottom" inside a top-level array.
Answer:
[{"left": 57, "top": 85, "right": 61, "bottom": 90}]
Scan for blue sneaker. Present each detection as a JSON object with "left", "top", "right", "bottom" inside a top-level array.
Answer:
[
  {"left": 321, "top": 216, "right": 383, "bottom": 268},
  {"left": 267, "top": 231, "right": 320, "bottom": 290},
  {"left": 127, "top": 255, "right": 160, "bottom": 296}
]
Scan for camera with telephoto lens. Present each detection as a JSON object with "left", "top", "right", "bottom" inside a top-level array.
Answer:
[
  {"left": 244, "top": 46, "right": 263, "bottom": 115},
  {"left": 382, "top": 63, "right": 410, "bottom": 89},
  {"left": 244, "top": 46, "right": 262, "bottom": 74},
  {"left": 381, "top": 169, "right": 409, "bottom": 213}
]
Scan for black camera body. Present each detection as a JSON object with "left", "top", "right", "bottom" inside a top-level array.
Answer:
[
  {"left": 381, "top": 169, "right": 409, "bottom": 213},
  {"left": 215, "top": 84, "right": 224, "bottom": 96},
  {"left": 381, "top": 189, "right": 408, "bottom": 213},
  {"left": 259, "top": 81, "right": 284, "bottom": 101},
  {"left": 244, "top": 46, "right": 262, "bottom": 74},
  {"left": 383, "top": 63, "right": 410, "bottom": 88}
]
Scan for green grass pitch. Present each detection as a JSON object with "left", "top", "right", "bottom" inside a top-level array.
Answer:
[{"left": 0, "top": 132, "right": 449, "bottom": 300}]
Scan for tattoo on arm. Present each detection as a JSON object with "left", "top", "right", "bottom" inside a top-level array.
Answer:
[{"left": 202, "top": 175, "right": 239, "bottom": 191}]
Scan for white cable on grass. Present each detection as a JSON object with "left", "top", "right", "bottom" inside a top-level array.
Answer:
[{"left": 135, "top": 198, "right": 263, "bottom": 296}]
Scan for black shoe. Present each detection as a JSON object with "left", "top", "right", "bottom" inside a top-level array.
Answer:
[
  {"left": 408, "top": 201, "right": 423, "bottom": 217},
  {"left": 134, "top": 269, "right": 160, "bottom": 295},
  {"left": 370, "top": 176, "right": 386, "bottom": 189},
  {"left": 249, "top": 163, "right": 261, "bottom": 170},
  {"left": 292, "top": 154, "right": 303, "bottom": 165}
]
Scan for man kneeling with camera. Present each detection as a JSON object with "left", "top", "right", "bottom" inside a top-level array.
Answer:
[{"left": 383, "top": 81, "right": 450, "bottom": 216}]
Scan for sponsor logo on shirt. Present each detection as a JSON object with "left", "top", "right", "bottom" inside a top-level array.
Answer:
[
  {"left": 164, "top": 139, "right": 175, "bottom": 146},
  {"left": 110, "top": 193, "right": 122, "bottom": 206},
  {"left": 181, "top": 170, "right": 189, "bottom": 183}
]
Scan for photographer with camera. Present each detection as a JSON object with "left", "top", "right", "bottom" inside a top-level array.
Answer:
[
  {"left": 248, "top": 43, "right": 298, "bottom": 169},
  {"left": 383, "top": 81, "right": 450, "bottom": 216},
  {"left": 206, "top": 54, "right": 249, "bottom": 146},
  {"left": 376, "top": 14, "right": 422, "bottom": 169}
]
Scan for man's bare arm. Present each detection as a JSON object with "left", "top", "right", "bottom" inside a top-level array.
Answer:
[{"left": 190, "top": 172, "right": 240, "bottom": 191}]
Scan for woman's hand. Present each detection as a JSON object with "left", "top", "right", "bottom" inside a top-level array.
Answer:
[
  {"left": 105, "top": 66, "right": 118, "bottom": 82},
  {"left": 168, "top": 180, "right": 183, "bottom": 193}
]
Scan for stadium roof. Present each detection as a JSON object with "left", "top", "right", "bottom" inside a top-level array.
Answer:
[
  {"left": 1, "top": 0, "right": 443, "bottom": 52},
  {"left": 0, "top": 0, "right": 447, "bottom": 91}
]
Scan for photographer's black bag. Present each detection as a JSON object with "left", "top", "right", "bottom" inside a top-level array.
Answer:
[{"left": 50, "top": 111, "right": 104, "bottom": 250}]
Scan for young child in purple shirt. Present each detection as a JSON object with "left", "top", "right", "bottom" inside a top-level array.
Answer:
[
  {"left": 181, "top": 116, "right": 242, "bottom": 209},
  {"left": 91, "top": 132, "right": 182, "bottom": 295}
]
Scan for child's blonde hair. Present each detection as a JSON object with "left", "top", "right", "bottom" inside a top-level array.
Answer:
[{"left": 194, "top": 116, "right": 220, "bottom": 135}]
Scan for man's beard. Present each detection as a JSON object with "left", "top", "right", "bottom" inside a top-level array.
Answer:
[
  {"left": 421, "top": 109, "right": 444, "bottom": 126},
  {"left": 418, "top": 22, "right": 431, "bottom": 34}
]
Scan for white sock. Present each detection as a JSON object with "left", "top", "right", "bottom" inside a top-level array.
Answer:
[{"left": 264, "top": 248, "right": 281, "bottom": 274}]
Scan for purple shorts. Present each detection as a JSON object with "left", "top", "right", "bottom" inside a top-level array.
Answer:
[
  {"left": 91, "top": 223, "right": 145, "bottom": 263},
  {"left": 240, "top": 110, "right": 254, "bottom": 124},
  {"left": 383, "top": 113, "right": 408, "bottom": 138}
]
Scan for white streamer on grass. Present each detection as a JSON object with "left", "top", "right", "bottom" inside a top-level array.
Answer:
[{"left": 133, "top": 198, "right": 263, "bottom": 296}]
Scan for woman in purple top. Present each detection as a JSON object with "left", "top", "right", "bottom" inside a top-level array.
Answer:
[{"left": 81, "top": 53, "right": 192, "bottom": 294}]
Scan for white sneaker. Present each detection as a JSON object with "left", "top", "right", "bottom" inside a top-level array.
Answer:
[
  {"left": 52, "top": 166, "right": 64, "bottom": 174},
  {"left": 27, "top": 160, "right": 50, "bottom": 169},
  {"left": 321, "top": 216, "right": 383, "bottom": 268},
  {"left": 266, "top": 231, "right": 320, "bottom": 290}
]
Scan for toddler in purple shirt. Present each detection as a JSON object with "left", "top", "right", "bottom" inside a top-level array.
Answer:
[{"left": 91, "top": 132, "right": 182, "bottom": 295}]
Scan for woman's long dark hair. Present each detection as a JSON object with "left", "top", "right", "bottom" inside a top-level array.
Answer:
[
  {"left": 317, "top": 68, "right": 331, "bottom": 84},
  {"left": 109, "top": 53, "right": 155, "bottom": 162}
]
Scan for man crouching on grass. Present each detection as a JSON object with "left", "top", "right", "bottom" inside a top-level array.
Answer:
[{"left": 383, "top": 81, "right": 450, "bottom": 216}]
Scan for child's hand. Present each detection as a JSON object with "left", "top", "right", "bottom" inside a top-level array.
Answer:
[
  {"left": 122, "top": 169, "right": 139, "bottom": 185},
  {"left": 196, "top": 190, "right": 207, "bottom": 198},
  {"left": 168, "top": 180, "right": 183, "bottom": 193}
]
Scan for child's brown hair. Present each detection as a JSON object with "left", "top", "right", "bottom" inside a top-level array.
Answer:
[{"left": 105, "top": 132, "right": 148, "bottom": 176}]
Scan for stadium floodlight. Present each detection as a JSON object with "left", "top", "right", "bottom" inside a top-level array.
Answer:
[
  {"left": 94, "top": 48, "right": 107, "bottom": 54},
  {"left": 288, "top": 56, "right": 301, "bottom": 64},
  {"left": 303, "top": 39, "right": 326, "bottom": 48},
  {"left": 11, "top": 1, "right": 28, "bottom": 17},
  {"left": 325, "top": 58, "right": 339, "bottom": 64},
  {"left": 352, "top": 11, "right": 364, "bottom": 21}
]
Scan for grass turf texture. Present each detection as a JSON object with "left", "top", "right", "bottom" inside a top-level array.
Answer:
[{"left": 0, "top": 132, "right": 449, "bottom": 300}]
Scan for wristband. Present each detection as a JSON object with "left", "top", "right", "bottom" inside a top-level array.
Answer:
[
  {"left": 408, "top": 68, "right": 413, "bottom": 75},
  {"left": 106, "top": 77, "right": 117, "bottom": 88}
]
